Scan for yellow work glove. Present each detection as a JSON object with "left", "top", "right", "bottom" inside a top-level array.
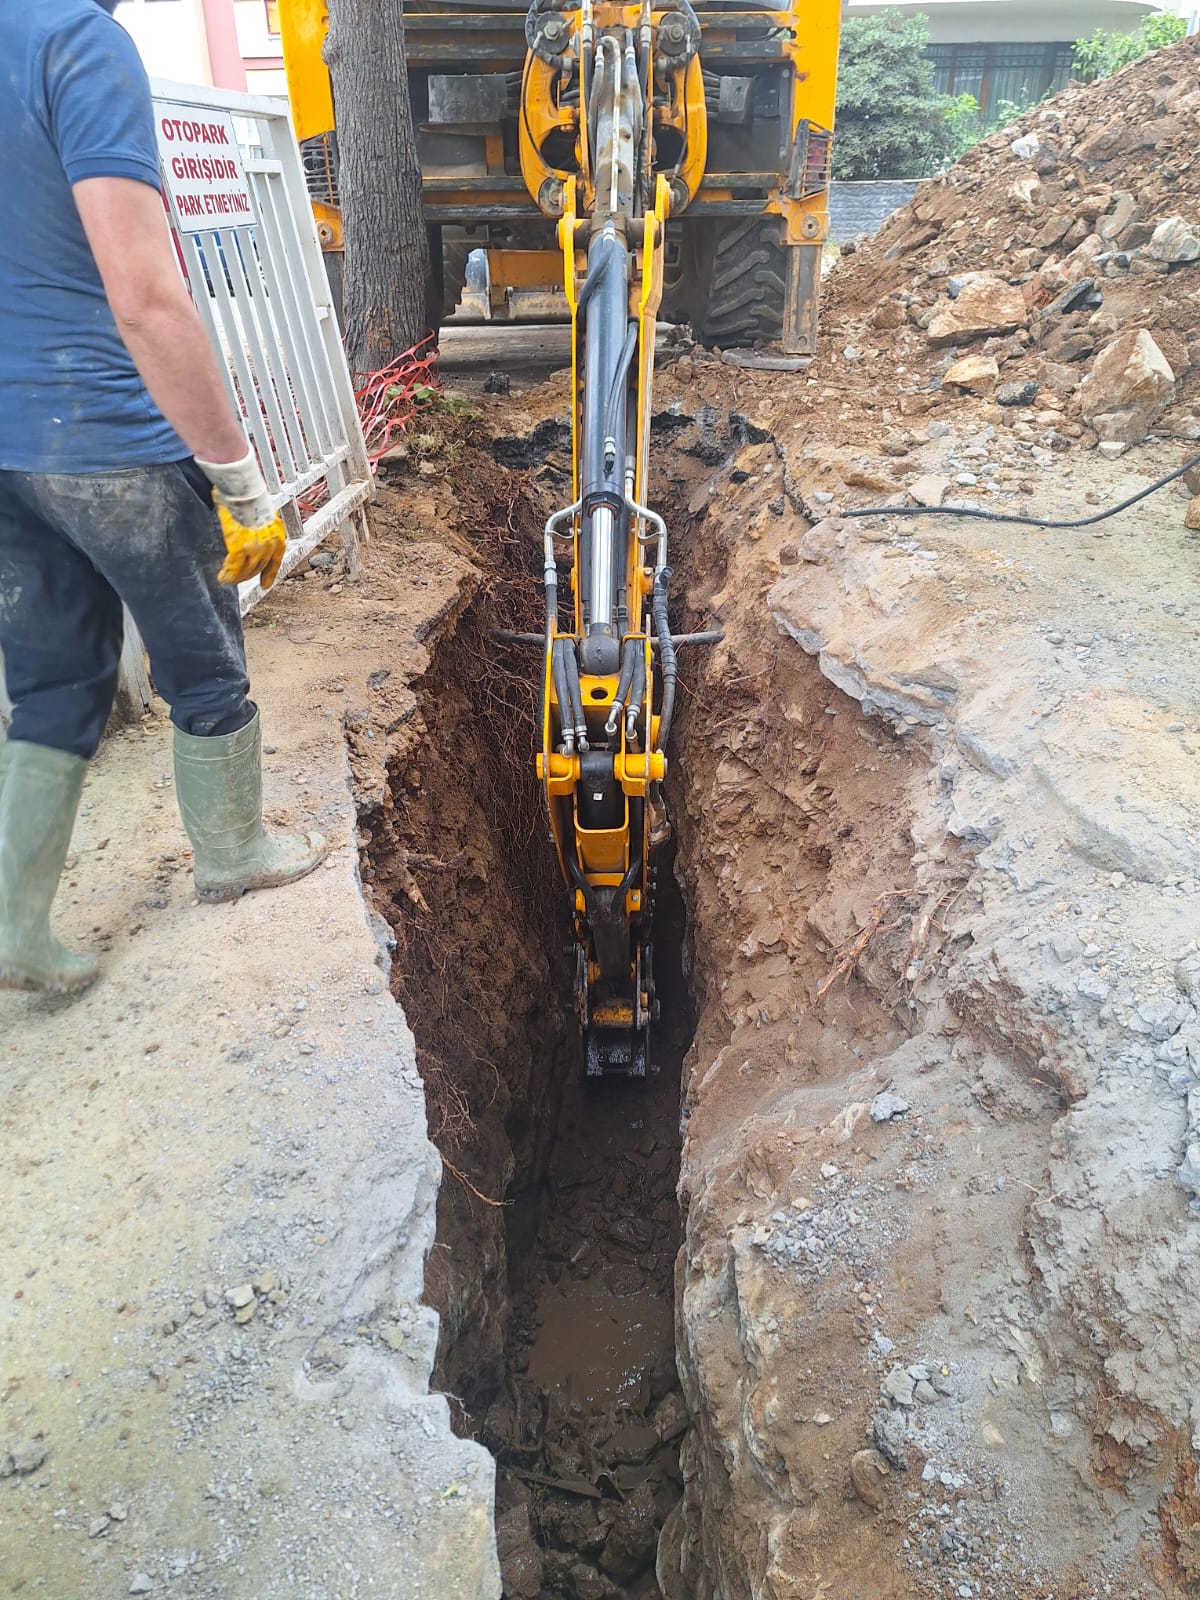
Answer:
[{"left": 195, "top": 448, "right": 287, "bottom": 590}]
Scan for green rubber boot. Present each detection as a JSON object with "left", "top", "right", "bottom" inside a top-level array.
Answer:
[
  {"left": 0, "top": 740, "right": 99, "bottom": 994},
  {"left": 173, "top": 712, "right": 328, "bottom": 903}
]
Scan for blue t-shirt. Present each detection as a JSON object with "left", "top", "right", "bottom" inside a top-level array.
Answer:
[{"left": 0, "top": 0, "right": 186, "bottom": 472}]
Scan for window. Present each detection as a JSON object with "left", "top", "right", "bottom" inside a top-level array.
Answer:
[
  {"left": 926, "top": 41, "right": 1074, "bottom": 122},
  {"left": 265, "top": 0, "right": 280, "bottom": 34}
]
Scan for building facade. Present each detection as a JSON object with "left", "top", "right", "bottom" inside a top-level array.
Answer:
[
  {"left": 849, "top": 0, "right": 1195, "bottom": 121},
  {"left": 114, "top": 0, "right": 286, "bottom": 95},
  {"left": 117, "top": 0, "right": 1195, "bottom": 118}
]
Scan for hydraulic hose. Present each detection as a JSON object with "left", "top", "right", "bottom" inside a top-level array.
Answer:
[
  {"left": 603, "top": 321, "right": 639, "bottom": 473},
  {"left": 576, "top": 226, "right": 620, "bottom": 322},
  {"left": 551, "top": 639, "right": 574, "bottom": 752},
  {"left": 652, "top": 566, "right": 677, "bottom": 753},
  {"left": 626, "top": 644, "right": 646, "bottom": 743},
  {"left": 605, "top": 638, "right": 639, "bottom": 737},
  {"left": 839, "top": 450, "right": 1200, "bottom": 531},
  {"left": 562, "top": 639, "right": 590, "bottom": 751}
]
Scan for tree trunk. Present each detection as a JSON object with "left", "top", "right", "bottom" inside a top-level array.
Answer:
[{"left": 325, "top": 0, "right": 431, "bottom": 373}]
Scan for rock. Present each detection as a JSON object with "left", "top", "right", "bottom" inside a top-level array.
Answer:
[
  {"left": 928, "top": 276, "right": 1026, "bottom": 346},
  {"left": 1145, "top": 215, "right": 1200, "bottom": 265},
  {"left": 996, "top": 381, "right": 1038, "bottom": 407},
  {"left": 1130, "top": 997, "right": 1189, "bottom": 1042},
  {"left": 1034, "top": 212, "right": 1072, "bottom": 249},
  {"left": 1177, "top": 1143, "right": 1200, "bottom": 1200},
  {"left": 1045, "top": 332, "right": 1094, "bottom": 364},
  {"left": 942, "top": 354, "right": 1000, "bottom": 394},
  {"left": 225, "top": 1284, "right": 254, "bottom": 1309},
  {"left": 871, "top": 300, "right": 906, "bottom": 331},
  {"left": 541, "top": 1498, "right": 605, "bottom": 1556},
  {"left": 1077, "top": 971, "right": 1110, "bottom": 1003},
  {"left": 882, "top": 1366, "right": 916, "bottom": 1406},
  {"left": 88, "top": 1516, "right": 110, "bottom": 1538},
  {"left": 1185, "top": 494, "right": 1200, "bottom": 532},
  {"left": 496, "top": 1504, "right": 542, "bottom": 1600},
  {"left": 654, "top": 1391, "right": 689, "bottom": 1444},
  {"left": 252, "top": 1268, "right": 280, "bottom": 1295},
  {"left": 1051, "top": 930, "right": 1084, "bottom": 963},
  {"left": 872, "top": 1407, "right": 909, "bottom": 1469},
  {"left": 599, "top": 1482, "right": 658, "bottom": 1581},
  {"left": 308, "top": 550, "right": 336, "bottom": 571},
  {"left": 605, "top": 1423, "right": 659, "bottom": 1464},
  {"left": 1097, "top": 440, "right": 1128, "bottom": 459},
  {"left": 849, "top": 1448, "right": 892, "bottom": 1509},
  {"left": 1, "top": 1439, "right": 47, "bottom": 1477},
  {"left": 128, "top": 1578, "right": 155, "bottom": 1597},
  {"left": 870, "top": 1091, "right": 911, "bottom": 1123},
  {"left": 914, "top": 1380, "right": 940, "bottom": 1405},
  {"left": 570, "top": 1563, "right": 622, "bottom": 1600},
  {"left": 1098, "top": 192, "right": 1142, "bottom": 244},
  {"left": 908, "top": 474, "right": 952, "bottom": 507},
  {"left": 1079, "top": 329, "right": 1175, "bottom": 445}
]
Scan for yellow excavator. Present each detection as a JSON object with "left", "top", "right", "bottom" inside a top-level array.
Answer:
[{"left": 279, "top": 0, "right": 840, "bottom": 1076}]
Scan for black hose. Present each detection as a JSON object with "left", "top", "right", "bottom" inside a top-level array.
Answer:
[
  {"left": 551, "top": 639, "right": 573, "bottom": 749},
  {"left": 626, "top": 644, "right": 647, "bottom": 742},
  {"left": 562, "top": 637, "right": 589, "bottom": 748},
  {"left": 492, "top": 628, "right": 724, "bottom": 649},
  {"left": 607, "top": 638, "right": 638, "bottom": 733},
  {"left": 839, "top": 449, "right": 1200, "bottom": 531},
  {"left": 651, "top": 566, "right": 677, "bottom": 752},
  {"left": 576, "top": 230, "right": 619, "bottom": 323},
  {"left": 603, "top": 321, "right": 639, "bottom": 469}
]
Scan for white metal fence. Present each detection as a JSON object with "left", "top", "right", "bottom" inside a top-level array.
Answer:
[
  {"left": 152, "top": 78, "right": 371, "bottom": 608},
  {"left": 2, "top": 82, "right": 370, "bottom": 734}
]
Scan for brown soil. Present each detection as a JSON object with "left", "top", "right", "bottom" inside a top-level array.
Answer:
[{"left": 353, "top": 413, "right": 693, "bottom": 1599}]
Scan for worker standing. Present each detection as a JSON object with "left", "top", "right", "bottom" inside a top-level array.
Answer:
[{"left": 0, "top": 0, "right": 327, "bottom": 996}]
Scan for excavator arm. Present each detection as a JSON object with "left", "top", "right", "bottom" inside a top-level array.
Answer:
[
  {"left": 278, "top": 0, "right": 840, "bottom": 1077},
  {"left": 529, "top": 0, "right": 704, "bottom": 1078}
]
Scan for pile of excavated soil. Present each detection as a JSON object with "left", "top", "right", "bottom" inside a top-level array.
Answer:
[
  {"left": 655, "top": 37, "right": 1200, "bottom": 522},
  {"left": 822, "top": 35, "right": 1200, "bottom": 448}
]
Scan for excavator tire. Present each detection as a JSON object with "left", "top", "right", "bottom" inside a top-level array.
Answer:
[{"left": 684, "top": 216, "right": 786, "bottom": 349}]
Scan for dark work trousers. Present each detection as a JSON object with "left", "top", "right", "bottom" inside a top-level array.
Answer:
[{"left": 0, "top": 460, "right": 253, "bottom": 758}]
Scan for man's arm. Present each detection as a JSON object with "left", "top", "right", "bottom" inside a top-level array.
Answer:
[{"left": 72, "top": 176, "right": 247, "bottom": 465}]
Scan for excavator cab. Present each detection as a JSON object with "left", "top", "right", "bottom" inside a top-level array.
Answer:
[{"left": 278, "top": 0, "right": 840, "bottom": 1077}]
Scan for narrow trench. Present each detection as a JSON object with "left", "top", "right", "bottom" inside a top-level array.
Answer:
[
  {"left": 359, "top": 403, "right": 938, "bottom": 1598},
  {"left": 359, "top": 420, "right": 702, "bottom": 1600}
]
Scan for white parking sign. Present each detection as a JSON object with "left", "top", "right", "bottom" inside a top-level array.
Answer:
[{"left": 155, "top": 102, "right": 254, "bottom": 233}]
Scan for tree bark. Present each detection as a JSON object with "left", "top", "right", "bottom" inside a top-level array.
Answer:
[{"left": 325, "top": 0, "right": 431, "bottom": 372}]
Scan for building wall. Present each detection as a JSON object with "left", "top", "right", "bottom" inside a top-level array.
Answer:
[
  {"left": 234, "top": 0, "right": 288, "bottom": 95},
  {"left": 113, "top": 0, "right": 213, "bottom": 85},
  {"left": 829, "top": 179, "right": 921, "bottom": 242}
]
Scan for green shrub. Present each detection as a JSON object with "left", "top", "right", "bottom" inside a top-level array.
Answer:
[{"left": 1073, "top": 13, "right": 1188, "bottom": 81}]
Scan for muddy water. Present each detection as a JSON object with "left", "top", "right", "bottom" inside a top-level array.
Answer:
[
  {"left": 530, "top": 1290, "right": 675, "bottom": 1414},
  {"left": 494, "top": 867, "right": 694, "bottom": 1599}
]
